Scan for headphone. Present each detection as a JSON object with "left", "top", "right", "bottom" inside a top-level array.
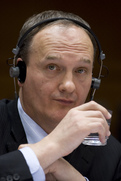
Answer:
[{"left": 9, "top": 17, "right": 105, "bottom": 99}]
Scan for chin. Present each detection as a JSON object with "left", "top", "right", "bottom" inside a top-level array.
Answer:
[{"left": 51, "top": 111, "right": 67, "bottom": 123}]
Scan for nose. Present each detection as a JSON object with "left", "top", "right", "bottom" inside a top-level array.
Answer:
[{"left": 59, "top": 73, "right": 76, "bottom": 93}]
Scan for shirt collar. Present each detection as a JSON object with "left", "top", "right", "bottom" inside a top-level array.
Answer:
[{"left": 17, "top": 98, "right": 47, "bottom": 144}]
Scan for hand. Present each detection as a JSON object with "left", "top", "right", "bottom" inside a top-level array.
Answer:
[
  {"left": 19, "top": 101, "right": 111, "bottom": 170},
  {"left": 18, "top": 146, "right": 85, "bottom": 181},
  {"left": 45, "top": 173, "right": 56, "bottom": 181},
  {"left": 48, "top": 101, "right": 111, "bottom": 156},
  {"left": 45, "top": 158, "right": 86, "bottom": 181}
]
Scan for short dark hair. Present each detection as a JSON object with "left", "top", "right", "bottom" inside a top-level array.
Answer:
[{"left": 16, "top": 10, "right": 97, "bottom": 63}]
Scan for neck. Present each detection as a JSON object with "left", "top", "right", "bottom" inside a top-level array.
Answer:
[{"left": 19, "top": 94, "right": 58, "bottom": 134}]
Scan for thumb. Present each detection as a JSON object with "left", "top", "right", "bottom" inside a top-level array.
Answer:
[{"left": 18, "top": 144, "right": 30, "bottom": 150}]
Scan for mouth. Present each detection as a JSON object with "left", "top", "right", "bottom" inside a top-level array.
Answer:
[{"left": 54, "top": 99, "right": 75, "bottom": 105}]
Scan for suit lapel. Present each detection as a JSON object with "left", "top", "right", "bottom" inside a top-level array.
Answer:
[
  {"left": 64, "top": 143, "right": 95, "bottom": 176},
  {"left": 79, "top": 144, "right": 95, "bottom": 175},
  {"left": 6, "top": 99, "right": 27, "bottom": 152}
]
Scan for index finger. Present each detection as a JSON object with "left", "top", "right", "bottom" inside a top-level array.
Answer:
[{"left": 76, "top": 101, "right": 112, "bottom": 120}]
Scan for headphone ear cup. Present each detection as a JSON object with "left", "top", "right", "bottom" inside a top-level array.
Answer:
[
  {"left": 9, "top": 61, "right": 26, "bottom": 83},
  {"left": 17, "top": 61, "right": 26, "bottom": 83},
  {"left": 91, "top": 77, "right": 101, "bottom": 89}
]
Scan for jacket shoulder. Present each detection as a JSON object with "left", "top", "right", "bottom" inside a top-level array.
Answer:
[{"left": 0, "top": 99, "right": 17, "bottom": 123}]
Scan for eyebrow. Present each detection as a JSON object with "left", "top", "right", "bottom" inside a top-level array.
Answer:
[
  {"left": 46, "top": 54, "right": 92, "bottom": 65},
  {"left": 76, "top": 57, "right": 91, "bottom": 66},
  {"left": 46, "top": 54, "right": 61, "bottom": 60},
  {"left": 82, "top": 59, "right": 91, "bottom": 64}
]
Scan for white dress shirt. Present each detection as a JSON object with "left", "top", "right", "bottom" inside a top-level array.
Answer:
[{"left": 18, "top": 98, "right": 89, "bottom": 181}]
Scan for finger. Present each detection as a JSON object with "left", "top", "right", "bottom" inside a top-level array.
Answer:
[
  {"left": 77, "top": 110, "right": 110, "bottom": 130},
  {"left": 76, "top": 101, "right": 111, "bottom": 120},
  {"left": 87, "top": 120, "right": 110, "bottom": 139},
  {"left": 78, "top": 110, "right": 107, "bottom": 120},
  {"left": 18, "top": 144, "right": 29, "bottom": 150}
]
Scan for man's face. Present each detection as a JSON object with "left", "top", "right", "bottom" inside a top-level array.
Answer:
[{"left": 19, "top": 24, "right": 94, "bottom": 132}]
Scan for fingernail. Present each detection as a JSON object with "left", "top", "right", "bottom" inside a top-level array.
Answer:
[
  {"left": 107, "top": 131, "right": 111, "bottom": 137},
  {"left": 107, "top": 109, "right": 113, "bottom": 120},
  {"left": 108, "top": 112, "right": 112, "bottom": 119}
]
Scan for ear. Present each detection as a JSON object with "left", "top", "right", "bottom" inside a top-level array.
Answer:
[
  {"left": 17, "top": 59, "right": 24, "bottom": 87},
  {"left": 16, "top": 58, "right": 26, "bottom": 84},
  {"left": 16, "top": 58, "right": 23, "bottom": 64}
]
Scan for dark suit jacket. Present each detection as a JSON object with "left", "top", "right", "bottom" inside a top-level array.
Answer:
[{"left": 0, "top": 99, "right": 121, "bottom": 181}]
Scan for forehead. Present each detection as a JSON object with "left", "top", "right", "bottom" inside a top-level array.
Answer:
[
  {"left": 30, "top": 23, "right": 94, "bottom": 58},
  {"left": 33, "top": 23, "right": 92, "bottom": 42}
]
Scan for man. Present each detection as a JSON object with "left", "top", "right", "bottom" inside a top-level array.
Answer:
[{"left": 0, "top": 10, "right": 121, "bottom": 181}]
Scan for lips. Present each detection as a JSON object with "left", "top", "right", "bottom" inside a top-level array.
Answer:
[{"left": 54, "top": 98, "right": 74, "bottom": 105}]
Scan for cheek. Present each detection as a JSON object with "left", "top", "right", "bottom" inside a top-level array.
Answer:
[
  {"left": 26, "top": 66, "right": 57, "bottom": 97},
  {"left": 23, "top": 71, "right": 43, "bottom": 97},
  {"left": 39, "top": 83, "right": 53, "bottom": 99},
  {"left": 30, "top": 78, "right": 56, "bottom": 100},
  {"left": 76, "top": 79, "right": 92, "bottom": 102},
  {"left": 84, "top": 79, "right": 92, "bottom": 95}
]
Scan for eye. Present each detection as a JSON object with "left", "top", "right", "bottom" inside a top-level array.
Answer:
[
  {"left": 48, "top": 64, "right": 57, "bottom": 70},
  {"left": 43, "top": 63, "right": 62, "bottom": 78},
  {"left": 75, "top": 68, "right": 86, "bottom": 74}
]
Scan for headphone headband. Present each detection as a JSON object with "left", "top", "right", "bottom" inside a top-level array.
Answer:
[{"left": 12, "top": 17, "right": 105, "bottom": 61}]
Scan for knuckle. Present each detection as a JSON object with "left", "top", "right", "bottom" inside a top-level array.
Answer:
[
  {"left": 90, "top": 101, "right": 98, "bottom": 108},
  {"left": 96, "top": 111, "right": 103, "bottom": 118},
  {"left": 97, "top": 122, "right": 104, "bottom": 131},
  {"left": 90, "top": 101, "right": 96, "bottom": 106},
  {"left": 68, "top": 108, "right": 78, "bottom": 117}
]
